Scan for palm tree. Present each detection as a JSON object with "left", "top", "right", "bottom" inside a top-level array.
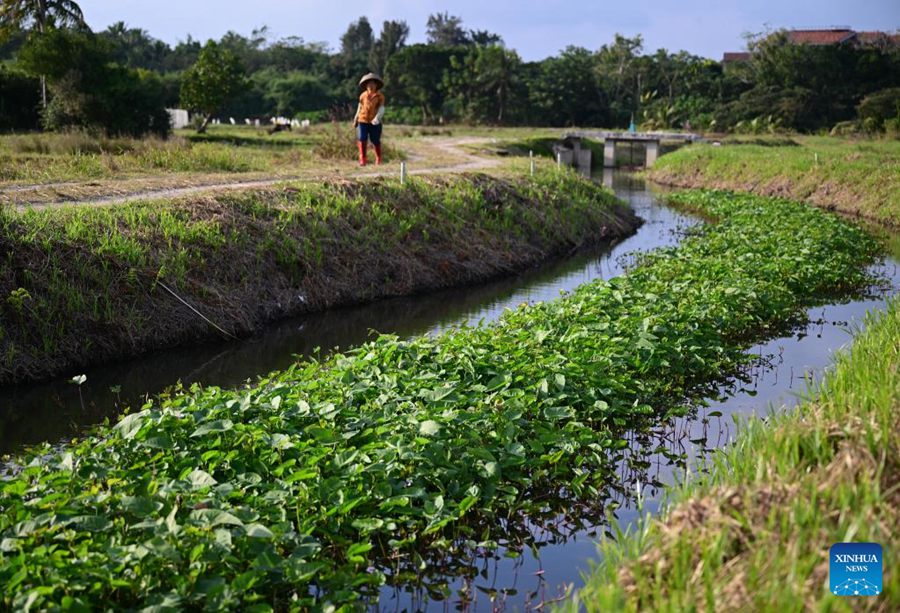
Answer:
[{"left": 0, "top": 0, "right": 86, "bottom": 106}]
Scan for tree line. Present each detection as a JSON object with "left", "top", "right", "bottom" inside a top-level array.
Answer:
[{"left": 1, "top": 2, "right": 898, "bottom": 136}]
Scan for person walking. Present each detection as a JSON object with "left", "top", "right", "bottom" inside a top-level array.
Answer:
[{"left": 352, "top": 73, "right": 386, "bottom": 166}]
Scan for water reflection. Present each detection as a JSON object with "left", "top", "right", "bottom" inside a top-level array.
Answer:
[
  {"left": 361, "top": 394, "right": 742, "bottom": 611},
  {"left": 364, "top": 175, "right": 900, "bottom": 611},
  {"left": 366, "top": 282, "right": 899, "bottom": 612}
]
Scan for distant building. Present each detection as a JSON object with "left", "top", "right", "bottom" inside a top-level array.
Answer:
[
  {"left": 856, "top": 31, "right": 900, "bottom": 48},
  {"left": 722, "top": 27, "right": 900, "bottom": 63},
  {"left": 166, "top": 108, "right": 190, "bottom": 130},
  {"left": 722, "top": 52, "right": 752, "bottom": 65},
  {"left": 785, "top": 28, "right": 857, "bottom": 45}
]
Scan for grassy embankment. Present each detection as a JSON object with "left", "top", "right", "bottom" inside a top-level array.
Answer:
[
  {"left": 0, "top": 170, "right": 636, "bottom": 385},
  {"left": 0, "top": 189, "right": 880, "bottom": 609},
  {"left": 649, "top": 135, "right": 900, "bottom": 226},
  {"left": 569, "top": 189, "right": 900, "bottom": 611}
]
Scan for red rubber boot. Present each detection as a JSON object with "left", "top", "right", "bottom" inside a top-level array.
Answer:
[
  {"left": 357, "top": 141, "right": 367, "bottom": 166},
  {"left": 374, "top": 144, "right": 383, "bottom": 165}
]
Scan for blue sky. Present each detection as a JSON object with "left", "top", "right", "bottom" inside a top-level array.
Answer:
[{"left": 80, "top": 0, "right": 900, "bottom": 61}]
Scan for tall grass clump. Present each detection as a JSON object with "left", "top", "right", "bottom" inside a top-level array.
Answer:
[
  {"left": 133, "top": 142, "right": 264, "bottom": 173},
  {"left": 4, "top": 130, "right": 152, "bottom": 156},
  {"left": 0, "top": 188, "right": 882, "bottom": 609}
]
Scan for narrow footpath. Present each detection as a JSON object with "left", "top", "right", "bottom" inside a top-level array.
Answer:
[{"left": 1, "top": 137, "right": 502, "bottom": 211}]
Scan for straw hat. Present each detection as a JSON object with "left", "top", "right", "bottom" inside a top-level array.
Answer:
[{"left": 358, "top": 72, "right": 384, "bottom": 90}]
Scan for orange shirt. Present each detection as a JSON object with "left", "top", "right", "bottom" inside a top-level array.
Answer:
[{"left": 357, "top": 91, "right": 385, "bottom": 123}]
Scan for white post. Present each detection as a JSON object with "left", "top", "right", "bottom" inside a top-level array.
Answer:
[
  {"left": 400, "top": 161, "right": 407, "bottom": 184},
  {"left": 645, "top": 140, "right": 659, "bottom": 167},
  {"left": 603, "top": 140, "right": 616, "bottom": 168},
  {"left": 557, "top": 152, "right": 562, "bottom": 169},
  {"left": 530, "top": 150, "right": 535, "bottom": 176}
]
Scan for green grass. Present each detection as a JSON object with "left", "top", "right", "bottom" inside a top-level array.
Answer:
[
  {"left": 0, "top": 134, "right": 294, "bottom": 182},
  {"left": 569, "top": 289, "right": 900, "bottom": 611},
  {"left": 0, "top": 189, "right": 880, "bottom": 609},
  {"left": 0, "top": 125, "right": 576, "bottom": 186},
  {"left": 650, "top": 135, "right": 900, "bottom": 226},
  {"left": 0, "top": 170, "right": 634, "bottom": 385},
  {"left": 0, "top": 125, "right": 372, "bottom": 183}
]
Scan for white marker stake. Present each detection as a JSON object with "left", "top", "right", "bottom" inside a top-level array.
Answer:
[
  {"left": 557, "top": 152, "right": 562, "bottom": 169},
  {"left": 400, "top": 161, "right": 407, "bottom": 184},
  {"left": 530, "top": 150, "right": 535, "bottom": 176}
]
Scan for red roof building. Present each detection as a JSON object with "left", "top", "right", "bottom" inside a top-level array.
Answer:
[
  {"left": 722, "top": 52, "right": 752, "bottom": 64},
  {"left": 786, "top": 29, "right": 856, "bottom": 45},
  {"left": 722, "top": 28, "right": 899, "bottom": 62},
  {"left": 857, "top": 31, "right": 900, "bottom": 47}
]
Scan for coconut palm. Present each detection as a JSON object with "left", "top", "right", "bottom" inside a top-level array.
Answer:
[{"left": 0, "top": 0, "right": 86, "bottom": 106}]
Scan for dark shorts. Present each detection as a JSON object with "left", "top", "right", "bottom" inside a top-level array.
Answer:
[{"left": 357, "top": 122, "right": 382, "bottom": 145}]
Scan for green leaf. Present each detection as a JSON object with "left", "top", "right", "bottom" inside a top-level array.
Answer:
[
  {"left": 115, "top": 411, "right": 149, "bottom": 440},
  {"left": 121, "top": 496, "right": 164, "bottom": 517},
  {"left": 190, "top": 419, "right": 234, "bottom": 437},
  {"left": 66, "top": 515, "right": 112, "bottom": 531},
  {"left": 139, "top": 591, "right": 182, "bottom": 613},
  {"left": 419, "top": 420, "right": 441, "bottom": 436},
  {"left": 347, "top": 541, "right": 373, "bottom": 562},
  {"left": 5, "top": 566, "right": 27, "bottom": 592},
  {"left": 351, "top": 518, "right": 384, "bottom": 531},
  {"left": 0, "top": 538, "right": 20, "bottom": 552},
  {"left": 245, "top": 523, "right": 274, "bottom": 538},
  {"left": 190, "top": 509, "right": 244, "bottom": 527},
  {"left": 187, "top": 470, "right": 217, "bottom": 489},
  {"left": 285, "top": 560, "right": 326, "bottom": 583},
  {"left": 284, "top": 469, "right": 318, "bottom": 483},
  {"left": 543, "top": 406, "right": 574, "bottom": 421},
  {"left": 458, "top": 495, "right": 478, "bottom": 514},
  {"left": 141, "top": 435, "right": 174, "bottom": 449},
  {"left": 481, "top": 461, "right": 499, "bottom": 478},
  {"left": 485, "top": 374, "right": 508, "bottom": 391}
]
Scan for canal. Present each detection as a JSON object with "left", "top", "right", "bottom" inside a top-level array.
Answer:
[{"left": 1, "top": 171, "right": 897, "bottom": 611}]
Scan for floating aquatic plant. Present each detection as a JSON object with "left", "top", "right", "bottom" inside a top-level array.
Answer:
[{"left": 0, "top": 190, "right": 881, "bottom": 609}]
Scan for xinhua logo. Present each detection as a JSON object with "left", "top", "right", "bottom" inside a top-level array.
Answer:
[{"left": 830, "top": 542, "right": 883, "bottom": 596}]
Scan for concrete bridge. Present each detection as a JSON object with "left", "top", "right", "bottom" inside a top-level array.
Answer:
[{"left": 561, "top": 130, "right": 703, "bottom": 169}]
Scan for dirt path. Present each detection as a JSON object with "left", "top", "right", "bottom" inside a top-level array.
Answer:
[{"left": 4, "top": 137, "right": 503, "bottom": 211}]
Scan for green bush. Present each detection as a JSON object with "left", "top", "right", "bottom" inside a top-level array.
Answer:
[
  {"left": 0, "top": 65, "right": 40, "bottom": 132},
  {"left": 829, "top": 119, "right": 862, "bottom": 136},
  {"left": 386, "top": 105, "right": 425, "bottom": 125},
  {"left": 885, "top": 117, "right": 900, "bottom": 139},
  {"left": 857, "top": 87, "right": 900, "bottom": 132},
  {"left": 17, "top": 29, "right": 170, "bottom": 137}
]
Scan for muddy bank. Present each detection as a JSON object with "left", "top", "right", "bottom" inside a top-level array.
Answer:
[{"left": 0, "top": 171, "right": 638, "bottom": 385}]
